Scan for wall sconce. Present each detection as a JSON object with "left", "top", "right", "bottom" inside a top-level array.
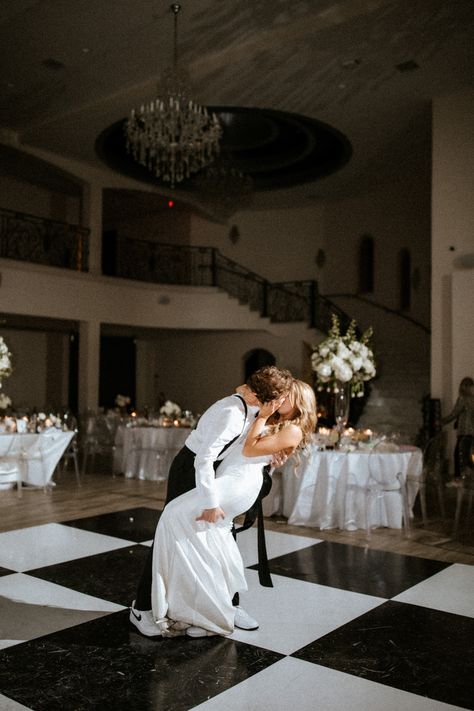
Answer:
[
  {"left": 229, "top": 225, "right": 240, "bottom": 245},
  {"left": 454, "top": 253, "right": 474, "bottom": 268}
]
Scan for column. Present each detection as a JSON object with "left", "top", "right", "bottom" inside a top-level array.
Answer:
[
  {"left": 78, "top": 320, "right": 101, "bottom": 412},
  {"left": 81, "top": 182, "right": 103, "bottom": 276}
]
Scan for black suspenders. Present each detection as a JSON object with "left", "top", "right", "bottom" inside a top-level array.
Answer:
[{"left": 216, "top": 394, "right": 248, "bottom": 459}]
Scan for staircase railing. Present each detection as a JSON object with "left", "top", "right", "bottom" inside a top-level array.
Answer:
[
  {"left": 326, "top": 292, "right": 431, "bottom": 334},
  {"left": 0, "top": 207, "right": 89, "bottom": 272},
  {"left": 0, "top": 210, "right": 353, "bottom": 336},
  {"left": 109, "top": 236, "right": 352, "bottom": 334}
]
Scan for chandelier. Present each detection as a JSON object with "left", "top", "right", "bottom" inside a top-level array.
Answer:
[{"left": 124, "top": 3, "right": 222, "bottom": 188}]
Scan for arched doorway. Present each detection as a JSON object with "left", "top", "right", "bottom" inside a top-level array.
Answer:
[{"left": 244, "top": 348, "right": 276, "bottom": 381}]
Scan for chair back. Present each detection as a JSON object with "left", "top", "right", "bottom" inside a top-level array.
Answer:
[
  {"left": 368, "top": 443, "right": 403, "bottom": 491},
  {"left": 81, "top": 413, "right": 117, "bottom": 446},
  {"left": 422, "top": 434, "right": 444, "bottom": 484}
]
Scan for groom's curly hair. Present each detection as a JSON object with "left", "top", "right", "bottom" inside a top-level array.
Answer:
[{"left": 246, "top": 365, "right": 293, "bottom": 403}]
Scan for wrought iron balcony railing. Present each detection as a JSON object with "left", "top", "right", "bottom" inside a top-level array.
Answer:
[
  {"left": 0, "top": 208, "right": 352, "bottom": 335},
  {"left": 0, "top": 207, "right": 89, "bottom": 272}
]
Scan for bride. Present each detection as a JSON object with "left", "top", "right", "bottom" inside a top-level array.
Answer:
[{"left": 151, "top": 379, "right": 317, "bottom": 638}]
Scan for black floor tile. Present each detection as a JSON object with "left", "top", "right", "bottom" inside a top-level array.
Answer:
[
  {"left": 250, "top": 541, "right": 451, "bottom": 597},
  {"left": 293, "top": 600, "right": 474, "bottom": 710},
  {"left": 28, "top": 545, "right": 151, "bottom": 607},
  {"left": 62, "top": 507, "right": 161, "bottom": 542},
  {"left": 0, "top": 610, "right": 283, "bottom": 711},
  {"left": 0, "top": 566, "right": 14, "bottom": 577}
]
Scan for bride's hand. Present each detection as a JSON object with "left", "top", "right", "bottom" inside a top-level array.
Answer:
[
  {"left": 196, "top": 507, "right": 225, "bottom": 523},
  {"left": 258, "top": 396, "right": 286, "bottom": 420}
]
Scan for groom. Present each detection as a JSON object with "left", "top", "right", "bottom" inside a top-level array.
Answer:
[{"left": 130, "top": 365, "right": 293, "bottom": 637}]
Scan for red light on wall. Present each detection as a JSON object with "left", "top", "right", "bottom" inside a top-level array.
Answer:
[{"left": 168, "top": 200, "right": 174, "bottom": 208}]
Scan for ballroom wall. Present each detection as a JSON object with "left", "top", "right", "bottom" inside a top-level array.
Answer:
[
  {"left": 134, "top": 324, "right": 313, "bottom": 414},
  {"left": 189, "top": 163, "right": 431, "bottom": 328},
  {"left": 320, "top": 168, "right": 432, "bottom": 328},
  {"left": 190, "top": 206, "right": 324, "bottom": 283},
  {"left": 0, "top": 175, "right": 80, "bottom": 225},
  {"left": 0, "top": 328, "right": 69, "bottom": 411},
  {"left": 2, "top": 84, "right": 472, "bottom": 416},
  {"left": 431, "top": 88, "right": 474, "bottom": 409}
]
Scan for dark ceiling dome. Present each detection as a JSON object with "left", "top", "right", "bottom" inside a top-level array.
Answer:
[{"left": 95, "top": 106, "right": 351, "bottom": 192}]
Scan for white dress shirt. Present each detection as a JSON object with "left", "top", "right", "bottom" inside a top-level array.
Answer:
[{"left": 185, "top": 394, "right": 259, "bottom": 509}]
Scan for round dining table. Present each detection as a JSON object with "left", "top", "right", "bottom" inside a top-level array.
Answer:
[
  {"left": 113, "top": 425, "right": 191, "bottom": 481},
  {"left": 263, "top": 444, "right": 423, "bottom": 531},
  {"left": 0, "top": 430, "right": 74, "bottom": 488}
]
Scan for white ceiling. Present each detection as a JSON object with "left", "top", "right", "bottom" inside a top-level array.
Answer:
[{"left": 1, "top": 0, "right": 474, "bottom": 207}]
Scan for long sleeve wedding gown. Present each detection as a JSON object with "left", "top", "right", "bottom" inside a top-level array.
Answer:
[{"left": 151, "top": 446, "right": 270, "bottom": 636}]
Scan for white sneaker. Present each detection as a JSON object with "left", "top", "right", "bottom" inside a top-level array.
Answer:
[
  {"left": 129, "top": 601, "right": 161, "bottom": 637},
  {"left": 234, "top": 605, "right": 259, "bottom": 630},
  {"left": 186, "top": 625, "right": 217, "bottom": 638}
]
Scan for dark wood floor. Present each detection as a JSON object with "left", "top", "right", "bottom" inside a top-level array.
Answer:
[{"left": 1, "top": 462, "right": 472, "bottom": 566}]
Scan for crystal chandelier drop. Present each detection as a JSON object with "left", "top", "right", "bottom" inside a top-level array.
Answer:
[
  {"left": 196, "top": 152, "right": 254, "bottom": 221},
  {"left": 125, "top": 3, "right": 222, "bottom": 188}
]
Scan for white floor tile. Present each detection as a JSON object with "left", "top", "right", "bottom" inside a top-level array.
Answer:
[
  {"left": 0, "top": 573, "right": 125, "bottom": 612},
  {"left": 0, "top": 523, "right": 135, "bottom": 572},
  {"left": 193, "top": 657, "right": 466, "bottom": 711},
  {"left": 393, "top": 563, "right": 474, "bottom": 618},
  {"left": 0, "top": 640, "right": 23, "bottom": 650},
  {"left": 237, "top": 528, "right": 322, "bottom": 567},
  {"left": 231, "top": 569, "right": 384, "bottom": 655},
  {"left": 0, "top": 694, "right": 32, "bottom": 711}
]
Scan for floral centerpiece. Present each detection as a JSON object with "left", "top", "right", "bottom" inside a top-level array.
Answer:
[
  {"left": 115, "top": 394, "right": 131, "bottom": 413},
  {"left": 160, "top": 400, "right": 182, "bottom": 418},
  {"left": 0, "top": 336, "right": 13, "bottom": 387},
  {"left": 0, "top": 393, "right": 12, "bottom": 410},
  {"left": 311, "top": 315, "right": 376, "bottom": 398}
]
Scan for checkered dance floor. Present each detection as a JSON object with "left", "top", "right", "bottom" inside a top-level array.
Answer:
[{"left": 0, "top": 507, "right": 472, "bottom": 710}]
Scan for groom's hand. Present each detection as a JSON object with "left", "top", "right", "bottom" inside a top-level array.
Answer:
[
  {"left": 196, "top": 507, "right": 225, "bottom": 523},
  {"left": 271, "top": 450, "right": 289, "bottom": 468}
]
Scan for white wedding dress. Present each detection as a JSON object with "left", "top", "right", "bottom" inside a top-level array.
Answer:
[{"left": 151, "top": 445, "right": 270, "bottom": 636}]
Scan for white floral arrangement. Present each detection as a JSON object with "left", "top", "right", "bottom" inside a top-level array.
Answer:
[
  {"left": 115, "top": 394, "right": 131, "bottom": 409},
  {"left": 0, "top": 393, "right": 12, "bottom": 410},
  {"left": 36, "top": 412, "right": 63, "bottom": 429},
  {"left": 311, "top": 315, "right": 376, "bottom": 397},
  {"left": 160, "top": 400, "right": 182, "bottom": 418},
  {"left": 0, "top": 336, "right": 13, "bottom": 386}
]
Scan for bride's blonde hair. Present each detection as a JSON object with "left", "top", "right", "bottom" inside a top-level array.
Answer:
[{"left": 269, "top": 379, "right": 317, "bottom": 449}]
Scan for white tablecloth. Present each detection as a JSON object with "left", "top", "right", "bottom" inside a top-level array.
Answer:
[
  {"left": 0, "top": 431, "right": 74, "bottom": 487},
  {"left": 113, "top": 425, "right": 191, "bottom": 481},
  {"left": 264, "top": 445, "right": 423, "bottom": 530}
]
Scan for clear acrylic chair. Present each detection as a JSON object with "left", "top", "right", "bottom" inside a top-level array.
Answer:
[
  {"left": 80, "top": 413, "right": 117, "bottom": 475},
  {"left": 19, "top": 436, "right": 50, "bottom": 491},
  {"left": 364, "top": 443, "right": 412, "bottom": 539},
  {"left": 125, "top": 427, "right": 170, "bottom": 480},
  {"left": 0, "top": 444, "right": 23, "bottom": 497},
  {"left": 56, "top": 432, "right": 81, "bottom": 486},
  {"left": 414, "top": 434, "right": 446, "bottom": 524},
  {"left": 453, "top": 440, "right": 474, "bottom": 537}
]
